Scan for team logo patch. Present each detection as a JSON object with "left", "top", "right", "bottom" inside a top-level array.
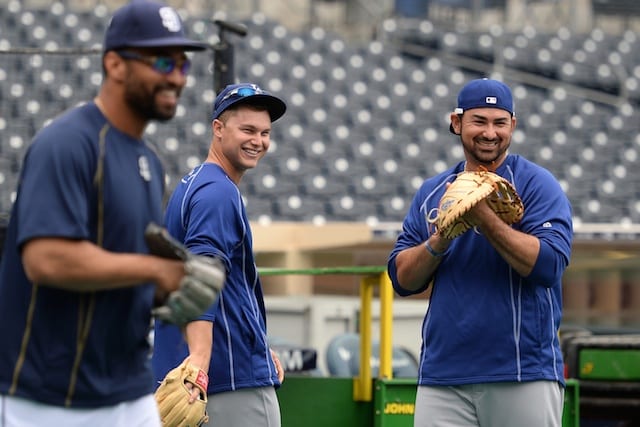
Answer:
[
  {"left": 159, "top": 7, "right": 182, "bottom": 33},
  {"left": 485, "top": 96, "right": 497, "bottom": 105},
  {"left": 441, "top": 199, "right": 454, "bottom": 212},
  {"left": 138, "top": 156, "right": 151, "bottom": 181}
]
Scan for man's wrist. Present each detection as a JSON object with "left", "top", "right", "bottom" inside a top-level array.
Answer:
[{"left": 425, "top": 240, "right": 448, "bottom": 257}]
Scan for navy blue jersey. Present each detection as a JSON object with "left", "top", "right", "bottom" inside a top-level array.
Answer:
[
  {"left": 388, "top": 154, "right": 573, "bottom": 387},
  {"left": 0, "top": 102, "right": 166, "bottom": 407},
  {"left": 152, "top": 163, "right": 279, "bottom": 394}
]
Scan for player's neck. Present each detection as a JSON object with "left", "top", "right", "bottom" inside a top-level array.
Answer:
[
  {"left": 465, "top": 154, "right": 507, "bottom": 172},
  {"left": 94, "top": 95, "right": 146, "bottom": 140},
  {"left": 205, "top": 145, "right": 244, "bottom": 185}
]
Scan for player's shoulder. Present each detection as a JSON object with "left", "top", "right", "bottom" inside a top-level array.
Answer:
[
  {"left": 183, "top": 164, "right": 237, "bottom": 189},
  {"left": 42, "top": 101, "right": 101, "bottom": 131},
  {"left": 504, "top": 154, "right": 566, "bottom": 202},
  {"left": 32, "top": 102, "right": 104, "bottom": 149},
  {"left": 172, "top": 164, "right": 239, "bottom": 206},
  {"left": 23, "top": 103, "right": 105, "bottom": 168},
  {"left": 505, "top": 154, "right": 559, "bottom": 182}
]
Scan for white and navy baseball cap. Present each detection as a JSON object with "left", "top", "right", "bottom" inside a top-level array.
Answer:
[
  {"left": 449, "top": 78, "right": 515, "bottom": 134},
  {"left": 212, "top": 83, "right": 287, "bottom": 123},
  {"left": 103, "top": 0, "right": 207, "bottom": 52}
]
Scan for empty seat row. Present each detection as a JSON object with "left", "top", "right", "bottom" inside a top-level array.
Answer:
[{"left": 1, "top": 6, "right": 639, "bottom": 225}]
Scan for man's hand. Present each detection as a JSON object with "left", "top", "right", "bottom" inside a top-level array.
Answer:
[{"left": 271, "top": 349, "right": 285, "bottom": 383}]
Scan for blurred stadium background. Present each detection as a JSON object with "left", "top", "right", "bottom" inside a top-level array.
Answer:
[{"left": 2, "top": 0, "right": 640, "bottom": 391}]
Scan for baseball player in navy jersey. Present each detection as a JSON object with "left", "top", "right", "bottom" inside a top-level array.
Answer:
[
  {"left": 0, "top": 1, "right": 207, "bottom": 426},
  {"left": 152, "top": 83, "right": 287, "bottom": 426},
  {"left": 388, "top": 79, "right": 574, "bottom": 427}
]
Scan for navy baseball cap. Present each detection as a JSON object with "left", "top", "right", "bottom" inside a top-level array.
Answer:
[
  {"left": 212, "top": 83, "right": 287, "bottom": 122},
  {"left": 103, "top": 0, "right": 207, "bottom": 52},
  {"left": 449, "top": 78, "right": 515, "bottom": 134}
]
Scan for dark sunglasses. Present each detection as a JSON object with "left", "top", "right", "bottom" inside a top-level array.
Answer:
[{"left": 116, "top": 51, "right": 191, "bottom": 76}]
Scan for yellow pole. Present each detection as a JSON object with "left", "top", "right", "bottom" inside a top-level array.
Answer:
[
  {"left": 379, "top": 271, "right": 393, "bottom": 379},
  {"left": 353, "top": 276, "right": 373, "bottom": 401}
]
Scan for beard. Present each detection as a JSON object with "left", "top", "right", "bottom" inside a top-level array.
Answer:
[
  {"left": 464, "top": 137, "right": 510, "bottom": 167},
  {"left": 123, "top": 80, "right": 179, "bottom": 123}
]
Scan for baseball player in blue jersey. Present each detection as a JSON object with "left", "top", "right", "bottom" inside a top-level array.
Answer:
[
  {"left": 0, "top": 1, "right": 207, "bottom": 426},
  {"left": 388, "top": 79, "right": 574, "bottom": 427},
  {"left": 152, "top": 83, "right": 287, "bottom": 426}
]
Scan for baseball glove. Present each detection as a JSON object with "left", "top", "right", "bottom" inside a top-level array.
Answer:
[
  {"left": 145, "top": 222, "right": 226, "bottom": 325},
  {"left": 155, "top": 358, "right": 210, "bottom": 427},
  {"left": 428, "top": 169, "right": 524, "bottom": 239}
]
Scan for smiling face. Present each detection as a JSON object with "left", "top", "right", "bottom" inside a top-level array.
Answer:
[
  {"left": 450, "top": 107, "right": 516, "bottom": 171},
  {"left": 210, "top": 105, "right": 272, "bottom": 183},
  {"left": 119, "top": 47, "right": 189, "bottom": 122}
]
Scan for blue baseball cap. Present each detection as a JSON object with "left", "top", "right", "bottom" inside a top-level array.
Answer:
[
  {"left": 212, "top": 83, "right": 287, "bottom": 122},
  {"left": 103, "top": 0, "right": 207, "bottom": 52},
  {"left": 450, "top": 78, "right": 515, "bottom": 133}
]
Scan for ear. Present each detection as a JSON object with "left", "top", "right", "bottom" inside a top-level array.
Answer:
[
  {"left": 450, "top": 112, "right": 461, "bottom": 135},
  {"left": 103, "top": 51, "right": 127, "bottom": 83},
  {"left": 212, "top": 118, "right": 223, "bottom": 138}
]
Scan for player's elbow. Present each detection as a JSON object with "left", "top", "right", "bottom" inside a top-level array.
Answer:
[
  {"left": 21, "top": 238, "right": 73, "bottom": 284},
  {"left": 389, "top": 257, "right": 430, "bottom": 296},
  {"left": 393, "top": 272, "right": 431, "bottom": 296},
  {"left": 527, "top": 241, "right": 570, "bottom": 286},
  {"left": 22, "top": 246, "right": 56, "bottom": 284}
]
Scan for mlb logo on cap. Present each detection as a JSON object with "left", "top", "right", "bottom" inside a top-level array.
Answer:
[{"left": 454, "top": 78, "right": 515, "bottom": 117}]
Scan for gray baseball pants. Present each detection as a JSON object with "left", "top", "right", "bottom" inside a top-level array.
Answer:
[{"left": 414, "top": 381, "right": 564, "bottom": 427}]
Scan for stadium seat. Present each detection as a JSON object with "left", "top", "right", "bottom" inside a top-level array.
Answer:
[
  {"left": 627, "top": 199, "right": 640, "bottom": 223},
  {"left": 352, "top": 173, "right": 397, "bottom": 198},
  {"left": 328, "top": 197, "right": 380, "bottom": 222},
  {"left": 274, "top": 195, "right": 327, "bottom": 221},
  {"left": 301, "top": 173, "right": 345, "bottom": 197},
  {"left": 243, "top": 196, "right": 276, "bottom": 223},
  {"left": 379, "top": 195, "right": 409, "bottom": 222},
  {"left": 251, "top": 169, "right": 300, "bottom": 198},
  {"left": 273, "top": 154, "right": 322, "bottom": 179},
  {"left": 325, "top": 332, "right": 419, "bottom": 378}
]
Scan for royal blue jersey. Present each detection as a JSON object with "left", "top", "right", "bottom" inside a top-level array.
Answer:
[
  {"left": 388, "top": 154, "right": 573, "bottom": 387},
  {"left": 152, "top": 163, "right": 279, "bottom": 394},
  {"left": 0, "top": 102, "right": 166, "bottom": 408}
]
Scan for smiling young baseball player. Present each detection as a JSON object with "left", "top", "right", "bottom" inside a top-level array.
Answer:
[{"left": 152, "top": 83, "right": 287, "bottom": 427}]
